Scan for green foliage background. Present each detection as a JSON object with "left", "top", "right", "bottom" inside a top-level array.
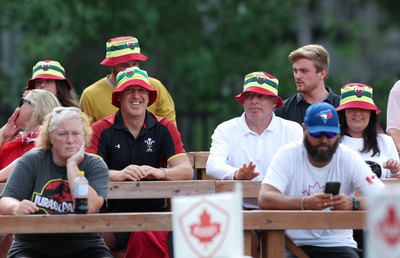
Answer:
[{"left": 0, "top": 0, "right": 399, "bottom": 151}]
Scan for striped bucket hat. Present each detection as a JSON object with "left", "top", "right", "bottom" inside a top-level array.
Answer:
[
  {"left": 100, "top": 36, "right": 148, "bottom": 66},
  {"left": 235, "top": 71, "right": 283, "bottom": 108},
  {"left": 112, "top": 67, "right": 157, "bottom": 108},
  {"left": 336, "top": 83, "right": 381, "bottom": 114},
  {"left": 26, "top": 60, "right": 72, "bottom": 90}
]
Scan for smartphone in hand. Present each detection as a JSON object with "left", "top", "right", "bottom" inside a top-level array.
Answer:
[{"left": 324, "top": 181, "right": 341, "bottom": 195}]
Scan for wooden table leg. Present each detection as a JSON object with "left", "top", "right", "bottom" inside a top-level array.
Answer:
[{"left": 260, "top": 230, "right": 285, "bottom": 258}]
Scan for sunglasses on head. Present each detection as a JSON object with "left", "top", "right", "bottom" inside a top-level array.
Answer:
[
  {"left": 19, "top": 98, "right": 34, "bottom": 108},
  {"left": 53, "top": 107, "right": 81, "bottom": 114},
  {"left": 309, "top": 131, "right": 338, "bottom": 139}
]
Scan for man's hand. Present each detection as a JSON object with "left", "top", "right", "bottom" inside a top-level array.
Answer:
[
  {"left": 110, "top": 165, "right": 151, "bottom": 182},
  {"left": 303, "top": 193, "right": 353, "bottom": 210},
  {"left": 234, "top": 161, "right": 260, "bottom": 180}
]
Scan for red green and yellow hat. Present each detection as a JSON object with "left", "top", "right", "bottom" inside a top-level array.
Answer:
[
  {"left": 112, "top": 67, "right": 157, "bottom": 108},
  {"left": 100, "top": 36, "right": 148, "bottom": 66},
  {"left": 235, "top": 71, "right": 283, "bottom": 107},
  {"left": 26, "top": 60, "right": 72, "bottom": 90},
  {"left": 336, "top": 83, "right": 380, "bottom": 114}
]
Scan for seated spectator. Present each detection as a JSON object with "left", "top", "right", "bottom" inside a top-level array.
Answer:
[
  {"left": 336, "top": 83, "right": 400, "bottom": 179},
  {"left": 0, "top": 89, "right": 60, "bottom": 182},
  {"left": 206, "top": 71, "right": 302, "bottom": 181},
  {"left": 386, "top": 80, "right": 400, "bottom": 153},
  {"left": 206, "top": 71, "right": 303, "bottom": 258},
  {"left": 336, "top": 83, "right": 400, "bottom": 254},
  {"left": 0, "top": 107, "right": 111, "bottom": 257},
  {"left": 25, "top": 60, "right": 80, "bottom": 107},
  {"left": 87, "top": 67, "right": 193, "bottom": 258},
  {"left": 0, "top": 89, "right": 60, "bottom": 257},
  {"left": 259, "top": 102, "right": 385, "bottom": 258}
]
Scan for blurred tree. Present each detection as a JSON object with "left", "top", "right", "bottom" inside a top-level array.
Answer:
[{"left": 0, "top": 0, "right": 399, "bottom": 150}]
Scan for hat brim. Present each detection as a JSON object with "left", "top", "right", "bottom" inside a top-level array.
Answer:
[
  {"left": 112, "top": 80, "right": 157, "bottom": 108},
  {"left": 235, "top": 86, "right": 282, "bottom": 108},
  {"left": 26, "top": 75, "right": 73, "bottom": 90},
  {"left": 306, "top": 125, "right": 340, "bottom": 134},
  {"left": 100, "top": 53, "right": 148, "bottom": 67},
  {"left": 336, "top": 101, "right": 381, "bottom": 115}
]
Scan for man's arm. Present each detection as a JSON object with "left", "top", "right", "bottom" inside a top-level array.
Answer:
[
  {"left": 258, "top": 183, "right": 357, "bottom": 211},
  {"left": 387, "top": 128, "right": 400, "bottom": 154}
]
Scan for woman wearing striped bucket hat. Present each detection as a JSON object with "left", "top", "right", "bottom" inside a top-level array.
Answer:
[
  {"left": 80, "top": 36, "right": 176, "bottom": 125},
  {"left": 336, "top": 83, "right": 400, "bottom": 179},
  {"left": 25, "top": 60, "right": 80, "bottom": 108},
  {"left": 336, "top": 82, "right": 400, "bottom": 255}
]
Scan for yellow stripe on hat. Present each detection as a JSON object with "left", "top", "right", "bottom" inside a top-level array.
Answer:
[
  {"left": 106, "top": 38, "right": 141, "bottom": 58},
  {"left": 339, "top": 84, "right": 374, "bottom": 106},
  {"left": 116, "top": 67, "right": 149, "bottom": 88},
  {"left": 32, "top": 60, "right": 66, "bottom": 79},
  {"left": 243, "top": 72, "right": 279, "bottom": 95}
]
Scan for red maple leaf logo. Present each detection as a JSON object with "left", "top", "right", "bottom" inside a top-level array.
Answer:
[
  {"left": 190, "top": 209, "right": 221, "bottom": 244},
  {"left": 378, "top": 206, "right": 400, "bottom": 246}
]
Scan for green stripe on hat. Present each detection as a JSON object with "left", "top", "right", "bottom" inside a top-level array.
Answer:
[
  {"left": 106, "top": 38, "right": 141, "bottom": 58},
  {"left": 243, "top": 72, "right": 279, "bottom": 95},
  {"left": 32, "top": 61, "right": 66, "bottom": 79},
  {"left": 116, "top": 67, "right": 149, "bottom": 87},
  {"left": 340, "top": 85, "right": 374, "bottom": 106}
]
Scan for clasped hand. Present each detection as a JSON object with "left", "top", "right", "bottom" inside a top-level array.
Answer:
[{"left": 303, "top": 193, "right": 353, "bottom": 211}]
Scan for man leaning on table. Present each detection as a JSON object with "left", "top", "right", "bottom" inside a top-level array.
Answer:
[{"left": 259, "top": 102, "right": 385, "bottom": 258}]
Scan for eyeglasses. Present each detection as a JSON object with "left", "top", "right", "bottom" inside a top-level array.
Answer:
[
  {"left": 54, "top": 107, "right": 81, "bottom": 114},
  {"left": 243, "top": 92, "right": 268, "bottom": 101},
  {"left": 19, "top": 98, "right": 35, "bottom": 108},
  {"left": 309, "top": 131, "right": 338, "bottom": 139}
]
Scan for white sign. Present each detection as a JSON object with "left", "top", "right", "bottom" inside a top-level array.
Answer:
[
  {"left": 367, "top": 185, "right": 400, "bottom": 258},
  {"left": 172, "top": 183, "right": 244, "bottom": 258}
]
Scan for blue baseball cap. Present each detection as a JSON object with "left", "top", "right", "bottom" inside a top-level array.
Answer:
[{"left": 304, "top": 102, "right": 340, "bottom": 134}]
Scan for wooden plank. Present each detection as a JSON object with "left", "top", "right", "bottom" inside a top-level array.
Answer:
[
  {"left": 107, "top": 180, "right": 215, "bottom": 199},
  {"left": 0, "top": 210, "right": 366, "bottom": 234},
  {"left": 215, "top": 180, "right": 261, "bottom": 198}
]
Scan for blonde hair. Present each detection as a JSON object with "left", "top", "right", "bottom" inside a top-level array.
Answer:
[
  {"left": 288, "top": 44, "right": 330, "bottom": 79},
  {"left": 35, "top": 107, "right": 93, "bottom": 150},
  {"left": 25, "top": 89, "right": 60, "bottom": 125}
]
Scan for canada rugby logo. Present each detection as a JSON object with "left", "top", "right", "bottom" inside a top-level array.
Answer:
[
  {"left": 178, "top": 198, "right": 230, "bottom": 257},
  {"left": 378, "top": 205, "right": 400, "bottom": 246}
]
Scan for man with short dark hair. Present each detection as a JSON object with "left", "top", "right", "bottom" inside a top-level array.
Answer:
[{"left": 259, "top": 102, "right": 385, "bottom": 258}]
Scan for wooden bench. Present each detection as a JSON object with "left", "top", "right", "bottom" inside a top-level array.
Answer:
[{"left": 0, "top": 210, "right": 366, "bottom": 258}]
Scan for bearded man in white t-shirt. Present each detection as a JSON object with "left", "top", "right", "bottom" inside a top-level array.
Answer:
[{"left": 259, "top": 102, "right": 385, "bottom": 258}]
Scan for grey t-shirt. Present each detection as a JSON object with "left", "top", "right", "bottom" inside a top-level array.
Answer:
[{"left": 1, "top": 149, "right": 110, "bottom": 256}]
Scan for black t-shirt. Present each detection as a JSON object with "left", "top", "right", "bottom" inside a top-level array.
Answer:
[{"left": 274, "top": 87, "right": 340, "bottom": 124}]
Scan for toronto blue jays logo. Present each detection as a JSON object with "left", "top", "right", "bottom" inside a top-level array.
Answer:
[
  {"left": 144, "top": 138, "right": 155, "bottom": 152},
  {"left": 354, "top": 87, "right": 364, "bottom": 98},
  {"left": 315, "top": 109, "right": 333, "bottom": 123}
]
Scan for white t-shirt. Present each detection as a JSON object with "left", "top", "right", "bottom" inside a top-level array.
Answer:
[
  {"left": 341, "top": 134, "right": 399, "bottom": 178},
  {"left": 262, "top": 141, "right": 385, "bottom": 247},
  {"left": 206, "top": 112, "right": 303, "bottom": 180},
  {"left": 387, "top": 80, "right": 400, "bottom": 130}
]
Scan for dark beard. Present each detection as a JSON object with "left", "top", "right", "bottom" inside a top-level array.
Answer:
[{"left": 304, "top": 135, "right": 339, "bottom": 163}]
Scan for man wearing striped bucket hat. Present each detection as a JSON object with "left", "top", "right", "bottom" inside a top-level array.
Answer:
[
  {"left": 25, "top": 60, "right": 80, "bottom": 107},
  {"left": 87, "top": 67, "right": 193, "bottom": 258},
  {"left": 206, "top": 71, "right": 303, "bottom": 257},
  {"left": 80, "top": 36, "right": 176, "bottom": 124}
]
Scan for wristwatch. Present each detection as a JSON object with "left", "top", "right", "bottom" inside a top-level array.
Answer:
[{"left": 352, "top": 197, "right": 360, "bottom": 210}]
